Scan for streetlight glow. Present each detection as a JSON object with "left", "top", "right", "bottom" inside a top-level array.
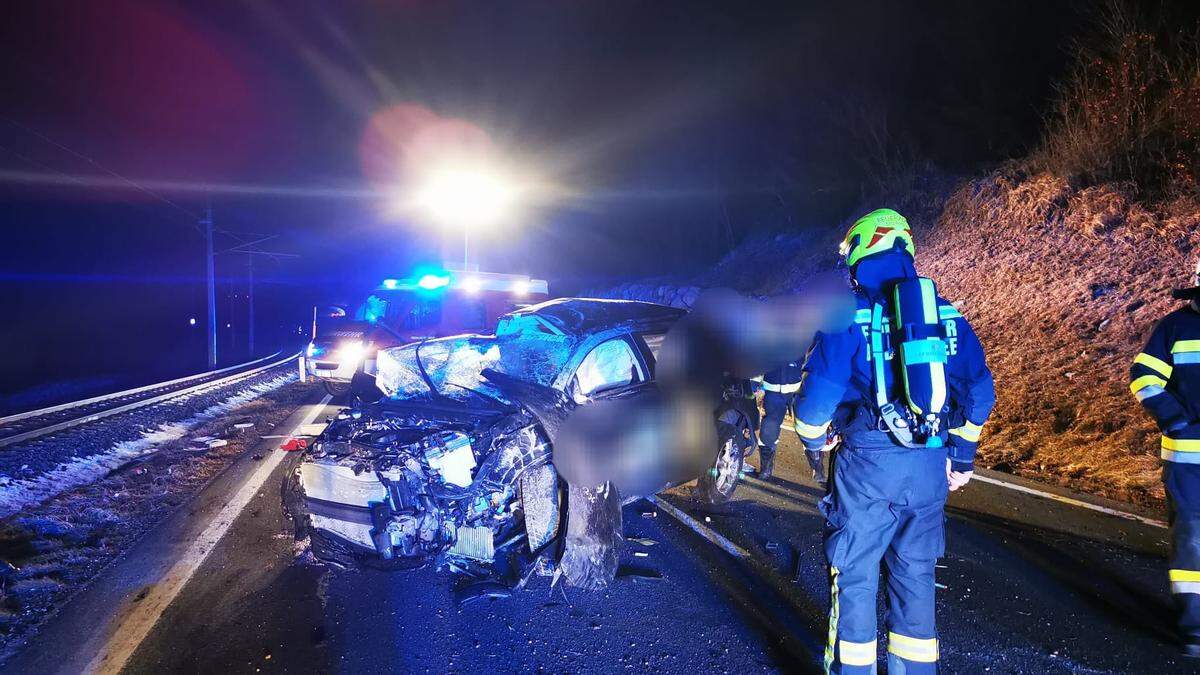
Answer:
[{"left": 413, "top": 166, "right": 516, "bottom": 227}]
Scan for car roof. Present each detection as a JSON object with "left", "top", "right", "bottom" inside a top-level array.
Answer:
[{"left": 506, "top": 297, "right": 686, "bottom": 336}]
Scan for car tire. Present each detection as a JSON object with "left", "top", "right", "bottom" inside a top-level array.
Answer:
[
  {"left": 323, "top": 380, "right": 352, "bottom": 397},
  {"left": 696, "top": 437, "right": 743, "bottom": 504}
]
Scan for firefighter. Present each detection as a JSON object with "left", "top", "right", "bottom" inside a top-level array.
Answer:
[
  {"left": 1130, "top": 258, "right": 1200, "bottom": 658},
  {"left": 756, "top": 361, "right": 804, "bottom": 479},
  {"left": 793, "top": 208, "right": 995, "bottom": 674}
]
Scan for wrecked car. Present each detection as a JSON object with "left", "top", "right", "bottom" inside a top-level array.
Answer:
[{"left": 284, "top": 298, "right": 755, "bottom": 589}]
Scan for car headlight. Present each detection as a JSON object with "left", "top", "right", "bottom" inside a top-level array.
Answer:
[{"left": 336, "top": 340, "right": 365, "bottom": 363}]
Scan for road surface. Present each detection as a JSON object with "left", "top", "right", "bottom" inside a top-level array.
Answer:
[{"left": 3, "top": 394, "right": 1194, "bottom": 674}]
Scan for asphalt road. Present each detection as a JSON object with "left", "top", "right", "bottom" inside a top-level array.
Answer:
[{"left": 4, "top": 396, "right": 1196, "bottom": 674}]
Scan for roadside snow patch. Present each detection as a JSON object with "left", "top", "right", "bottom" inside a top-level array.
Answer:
[{"left": 0, "top": 373, "right": 295, "bottom": 519}]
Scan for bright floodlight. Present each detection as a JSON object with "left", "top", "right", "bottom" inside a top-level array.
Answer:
[
  {"left": 462, "top": 277, "right": 482, "bottom": 293},
  {"left": 414, "top": 167, "right": 516, "bottom": 226},
  {"left": 512, "top": 279, "right": 530, "bottom": 296}
]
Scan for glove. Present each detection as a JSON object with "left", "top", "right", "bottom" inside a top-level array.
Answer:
[
  {"left": 946, "top": 458, "right": 973, "bottom": 492},
  {"left": 805, "top": 448, "right": 827, "bottom": 486}
]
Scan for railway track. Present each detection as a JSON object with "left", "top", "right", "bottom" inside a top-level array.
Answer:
[{"left": 0, "top": 351, "right": 299, "bottom": 450}]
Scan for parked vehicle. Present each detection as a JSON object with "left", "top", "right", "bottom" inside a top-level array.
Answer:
[
  {"left": 299, "top": 268, "right": 549, "bottom": 397},
  {"left": 284, "top": 298, "right": 752, "bottom": 589}
]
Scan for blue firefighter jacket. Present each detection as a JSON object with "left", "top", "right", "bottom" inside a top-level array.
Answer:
[
  {"left": 1130, "top": 304, "right": 1200, "bottom": 463},
  {"left": 791, "top": 252, "right": 996, "bottom": 471},
  {"left": 763, "top": 361, "right": 804, "bottom": 393}
]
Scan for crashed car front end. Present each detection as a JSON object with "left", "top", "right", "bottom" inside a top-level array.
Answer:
[
  {"left": 288, "top": 330, "right": 576, "bottom": 578},
  {"left": 295, "top": 403, "right": 560, "bottom": 571}
]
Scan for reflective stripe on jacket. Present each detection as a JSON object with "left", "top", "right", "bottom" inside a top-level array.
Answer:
[{"left": 1131, "top": 306, "right": 1200, "bottom": 463}]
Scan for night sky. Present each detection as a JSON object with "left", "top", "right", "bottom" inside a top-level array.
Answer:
[{"left": 0, "top": 0, "right": 1084, "bottom": 397}]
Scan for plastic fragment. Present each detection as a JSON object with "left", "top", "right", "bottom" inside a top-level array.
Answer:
[{"left": 280, "top": 438, "right": 309, "bottom": 452}]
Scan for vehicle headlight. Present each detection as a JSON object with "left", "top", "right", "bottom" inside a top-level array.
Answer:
[
  {"left": 336, "top": 340, "right": 365, "bottom": 363},
  {"left": 306, "top": 341, "right": 320, "bottom": 358}
]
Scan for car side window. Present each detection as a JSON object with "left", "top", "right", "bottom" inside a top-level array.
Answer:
[{"left": 574, "top": 338, "right": 641, "bottom": 397}]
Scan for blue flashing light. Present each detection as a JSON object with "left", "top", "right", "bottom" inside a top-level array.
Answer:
[
  {"left": 382, "top": 278, "right": 399, "bottom": 290},
  {"left": 417, "top": 273, "right": 451, "bottom": 290}
]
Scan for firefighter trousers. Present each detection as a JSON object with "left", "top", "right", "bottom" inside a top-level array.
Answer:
[
  {"left": 1166, "top": 462, "right": 1200, "bottom": 642},
  {"left": 759, "top": 390, "right": 796, "bottom": 456},
  {"left": 820, "top": 442, "right": 947, "bottom": 674}
]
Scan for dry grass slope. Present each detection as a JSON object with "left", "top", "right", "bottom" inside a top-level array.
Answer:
[{"left": 921, "top": 167, "right": 1200, "bottom": 504}]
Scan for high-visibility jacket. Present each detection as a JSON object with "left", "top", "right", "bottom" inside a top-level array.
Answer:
[
  {"left": 792, "top": 288, "right": 995, "bottom": 470},
  {"left": 762, "top": 361, "right": 804, "bottom": 393},
  {"left": 1130, "top": 306, "right": 1200, "bottom": 463}
]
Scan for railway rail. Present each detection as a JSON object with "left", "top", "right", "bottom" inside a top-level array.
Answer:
[{"left": 0, "top": 351, "right": 299, "bottom": 449}]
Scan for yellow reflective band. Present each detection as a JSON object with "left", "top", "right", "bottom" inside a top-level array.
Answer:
[
  {"left": 763, "top": 381, "right": 801, "bottom": 394},
  {"left": 1130, "top": 375, "right": 1167, "bottom": 395},
  {"left": 1163, "top": 437, "right": 1200, "bottom": 452},
  {"left": 949, "top": 420, "right": 983, "bottom": 443},
  {"left": 1170, "top": 569, "right": 1200, "bottom": 582},
  {"left": 1174, "top": 340, "right": 1200, "bottom": 353},
  {"left": 1134, "top": 352, "right": 1174, "bottom": 379},
  {"left": 887, "top": 632, "right": 938, "bottom": 663},
  {"left": 839, "top": 639, "right": 877, "bottom": 667},
  {"left": 938, "top": 305, "right": 962, "bottom": 319},
  {"left": 824, "top": 567, "right": 841, "bottom": 674},
  {"left": 854, "top": 308, "right": 872, "bottom": 324},
  {"left": 794, "top": 418, "right": 830, "bottom": 440}
]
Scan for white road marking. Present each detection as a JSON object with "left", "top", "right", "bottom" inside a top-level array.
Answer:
[
  {"left": 772, "top": 420, "right": 1168, "bottom": 529},
  {"left": 85, "top": 394, "right": 333, "bottom": 675},
  {"left": 970, "top": 474, "right": 1167, "bottom": 529}
]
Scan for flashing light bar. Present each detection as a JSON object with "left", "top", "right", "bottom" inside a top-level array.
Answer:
[
  {"left": 377, "top": 270, "right": 548, "bottom": 295},
  {"left": 417, "top": 273, "right": 452, "bottom": 290}
]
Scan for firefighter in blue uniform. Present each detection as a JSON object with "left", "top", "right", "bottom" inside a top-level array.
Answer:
[
  {"left": 757, "top": 361, "right": 804, "bottom": 479},
  {"left": 793, "top": 209, "right": 995, "bottom": 674},
  {"left": 1130, "top": 259, "right": 1200, "bottom": 658}
]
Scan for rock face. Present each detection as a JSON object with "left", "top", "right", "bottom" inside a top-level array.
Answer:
[
  {"left": 593, "top": 282, "right": 703, "bottom": 310},
  {"left": 593, "top": 167, "right": 1200, "bottom": 505}
]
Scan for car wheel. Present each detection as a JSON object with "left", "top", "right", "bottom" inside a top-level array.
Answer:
[
  {"left": 696, "top": 437, "right": 743, "bottom": 504},
  {"left": 322, "top": 380, "right": 352, "bottom": 397}
]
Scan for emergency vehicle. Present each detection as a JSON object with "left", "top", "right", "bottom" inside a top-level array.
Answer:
[{"left": 299, "top": 267, "right": 550, "bottom": 396}]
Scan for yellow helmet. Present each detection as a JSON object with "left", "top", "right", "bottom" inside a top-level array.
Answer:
[{"left": 839, "top": 208, "right": 915, "bottom": 268}]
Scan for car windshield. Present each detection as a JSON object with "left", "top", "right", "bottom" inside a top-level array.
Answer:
[{"left": 375, "top": 332, "right": 576, "bottom": 404}]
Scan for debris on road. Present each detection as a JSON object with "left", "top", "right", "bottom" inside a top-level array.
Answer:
[
  {"left": 627, "top": 537, "right": 658, "bottom": 547},
  {"left": 455, "top": 580, "right": 513, "bottom": 606},
  {"left": 279, "top": 438, "right": 308, "bottom": 452},
  {"left": 207, "top": 439, "right": 228, "bottom": 449}
]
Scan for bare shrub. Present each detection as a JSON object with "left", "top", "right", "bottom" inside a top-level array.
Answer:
[{"left": 1033, "top": 0, "right": 1200, "bottom": 197}]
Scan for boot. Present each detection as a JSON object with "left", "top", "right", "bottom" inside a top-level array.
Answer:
[
  {"left": 757, "top": 446, "right": 776, "bottom": 480},
  {"left": 1183, "top": 638, "right": 1200, "bottom": 659}
]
